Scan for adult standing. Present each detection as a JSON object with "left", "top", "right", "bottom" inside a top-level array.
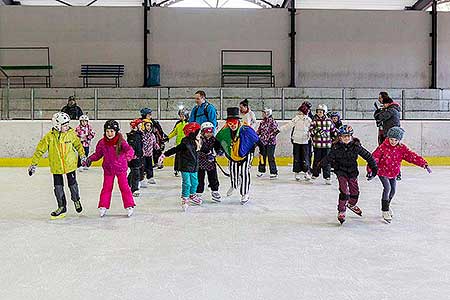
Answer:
[
  {"left": 239, "top": 99, "right": 257, "bottom": 130},
  {"left": 189, "top": 90, "right": 218, "bottom": 130},
  {"left": 61, "top": 96, "right": 84, "bottom": 120}
]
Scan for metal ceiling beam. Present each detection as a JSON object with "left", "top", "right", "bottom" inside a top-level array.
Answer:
[
  {"left": 86, "top": 0, "right": 98, "bottom": 6},
  {"left": 1, "top": 0, "right": 21, "bottom": 4},
  {"left": 281, "top": 0, "right": 289, "bottom": 8},
  {"left": 54, "top": 0, "right": 72, "bottom": 6},
  {"left": 408, "top": 0, "right": 433, "bottom": 10}
]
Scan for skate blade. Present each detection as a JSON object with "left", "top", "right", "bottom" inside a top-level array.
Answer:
[
  {"left": 383, "top": 218, "right": 392, "bottom": 224},
  {"left": 348, "top": 208, "right": 362, "bottom": 216},
  {"left": 50, "top": 213, "right": 66, "bottom": 220}
]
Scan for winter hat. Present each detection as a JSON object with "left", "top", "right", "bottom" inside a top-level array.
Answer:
[
  {"left": 298, "top": 103, "right": 309, "bottom": 115},
  {"left": 382, "top": 97, "right": 394, "bottom": 104},
  {"left": 183, "top": 122, "right": 201, "bottom": 136},
  {"left": 262, "top": 108, "right": 272, "bottom": 117},
  {"left": 130, "top": 118, "right": 142, "bottom": 129},
  {"left": 387, "top": 127, "right": 405, "bottom": 140},
  {"left": 226, "top": 107, "right": 241, "bottom": 120},
  {"left": 140, "top": 107, "right": 152, "bottom": 117}
]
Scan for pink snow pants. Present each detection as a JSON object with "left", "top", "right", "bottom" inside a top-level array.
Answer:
[{"left": 98, "top": 172, "right": 135, "bottom": 209}]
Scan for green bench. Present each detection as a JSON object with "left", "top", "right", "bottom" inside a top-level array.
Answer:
[
  {"left": 221, "top": 64, "right": 275, "bottom": 87},
  {"left": 0, "top": 65, "right": 53, "bottom": 87}
]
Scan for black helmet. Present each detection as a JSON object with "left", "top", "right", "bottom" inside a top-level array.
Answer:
[{"left": 104, "top": 120, "right": 120, "bottom": 133}]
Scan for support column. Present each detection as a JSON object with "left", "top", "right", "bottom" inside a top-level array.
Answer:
[
  {"left": 289, "top": 0, "right": 296, "bottom": 87},
  {"left": 430, "top": 0, "right": 437, "bottom": 88},
  {"left": 143, "top": 0, "right": 150, "bottom": 87}
]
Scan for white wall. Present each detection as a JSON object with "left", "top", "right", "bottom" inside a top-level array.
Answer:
[
  {"left": 2, "top": 7, "right": 450, "bottom": 88},
  {"left": 1, "top": 120, "right": 449, "bottom": 159}
]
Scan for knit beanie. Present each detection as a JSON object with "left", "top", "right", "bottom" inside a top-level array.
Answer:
[{"left": 387, "top": 127, "right": 405, "bottom": 140}]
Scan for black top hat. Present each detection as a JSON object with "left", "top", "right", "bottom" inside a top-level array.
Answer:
[{"left": 226, "top": 107, "right": 240, "bottom": 119}]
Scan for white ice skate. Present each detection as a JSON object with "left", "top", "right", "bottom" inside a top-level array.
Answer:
[
  {"left": 304, "top": 172, "right": 312, "bottom": 181},
  {"left": 295, "top": 172, "right": 302, "bottom": 181},
  {"left": 240, "top": 194, "right": 250, "bottom": 205},
  {"left": 325, "top": 178, "right": 332, "bottom": 185},
  {"left": 227, "top": 187, "right": 235, "bottom": 197},
  {"left": 126, "top": 207, "right": 134, "bottom": 217},
  {"left": 211, "top": 191, "right": 221, "bottom": 203},
  {"left": 389, "top": 208, "right": 394, "bottom": 218},
  {"left": 78, "top": 167, "right": 84, "bottom": 173},
  {"left": 148, "top": 178, "right": 156, "bottom": 184},
  {"left": 99, "top": 207, "right": 107, "bottom": 217},
  {"left": 270, "top": 174, "right": 278, "bottom": 179},
  {"left": 132, "top": 190, "right": 140, "bottom": 197},
  {"left": 256, "top": 172, "right": 264, "bottom": 178},
  {"left": 181, "top": 197, "right": 189, "bottom": 212},
  {"left": 140, "top": 180, "right": 148, "bottom": 188},
  {"left": 382, "top": 211, "right": 392, "bottom": 223}
]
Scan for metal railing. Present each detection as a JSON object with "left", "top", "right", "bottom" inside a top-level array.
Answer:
[{"left": 1, "top": 87, "right": 450, "bottom": 121}]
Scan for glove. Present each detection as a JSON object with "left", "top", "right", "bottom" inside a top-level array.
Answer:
[
  {"left": 158, "top": 154, "right": 165, "bottom": 166},
  {"left": 425, "top": 165, "right": 432, "bottom": 174},
  {"left": 207, "top": 154, "right": 215, "bottom": 162},
  {"left": 366, "top": 168, "right": 377, "bottom": 181},
  {"left": 28, "top": 165, "right": 36, "bottom": 176},
  {"left": 82, "top": 157, "right": 92, "bottom": 167}
]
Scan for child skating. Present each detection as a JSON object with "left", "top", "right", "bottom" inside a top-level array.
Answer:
[
  {"left": 159, "top": 122, "right": 202, "bottom": 211},
  {"left": 127, "top": 118, "right": 144, "bottom": 197},
  {"left": 166, "top": 108, "right": 189, "bottom": 176},
  {"left": 75, "top": 114, "right": 96, "bottom": 172},
  {"left": 29, "top": 112, "right": 87, "bottom": 219},
  {"left": 197, "top": 122, "right": 223, "bottom": 202},
  {"left": 141, "top": 119, "right": 160, "bottom": 185},
  {"left": 281, "top": 103, "right": 312, "bottom": 181},
  {"left": 320, "top": 125, "right": 378, "bottom": 224},
  {"left": 216, "top": 107, "right": 260, "bottom": 205},
  {"left": 368, "top": 127, "right": 431, "bottom": 223},
  {"left": 309, "top": 104, "right": 337, "bottom": 185},
  {"left": 85, "top": 120, "right": 136, "bottom": 217},
  {"left": 256, "top": 108, "right": 280, "bottom": 179}
]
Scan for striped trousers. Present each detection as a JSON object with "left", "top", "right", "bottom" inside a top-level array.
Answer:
[{"left": 229, "top": 153, "right": 253, "bottom": 196}]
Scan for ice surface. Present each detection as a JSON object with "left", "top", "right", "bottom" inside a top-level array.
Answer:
[{"left": 0, "top": 166, "right": 449, "bottom": 300}]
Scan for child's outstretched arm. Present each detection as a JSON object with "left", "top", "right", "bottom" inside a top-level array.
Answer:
[
  {"left": 88, "top": 140, "right": 105, "bottom": 163},
  {"left": 358, "top": 146, "right": 378, "bottom": 179},
  {"left": 402, "top": 145, "right": 429, "bottom": 171},
  {"left": 159, "top": 143, "right": 186, "bottom": 165}
]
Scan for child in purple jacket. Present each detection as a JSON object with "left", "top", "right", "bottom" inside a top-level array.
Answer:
[
  {"left": 256, "top": 108, "right": 280, "bottom": 179},
  {"left": 85, "top": 120, "right": 136, "bottom": 217}
]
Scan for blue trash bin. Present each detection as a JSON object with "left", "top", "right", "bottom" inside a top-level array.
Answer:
[{"left": 147, "top": 64, "right": 160, "bottom": 87}]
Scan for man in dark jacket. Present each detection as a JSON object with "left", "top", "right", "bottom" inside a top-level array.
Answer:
[
  {"left": 374, "top": 95, "right": 401, "bottom": 145},
  {"left": 61, "top": 96, "right": 84, "bottom": 120}
]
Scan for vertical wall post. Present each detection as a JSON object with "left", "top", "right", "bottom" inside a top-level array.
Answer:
[
  {"left": 94, "top": 88, "right": 99, "bottom": 120},
  {"left": 143, "top": 0, "right": 150, "bottom": 87},
  {"left": 30, "top": 88, "right": 35, "bottom": 120},
  {"left": 431, "top": 0, "right": 438, "bottom": 88},
  {"left": 289, "top": 0, "right": 296, "bottom": 87}
]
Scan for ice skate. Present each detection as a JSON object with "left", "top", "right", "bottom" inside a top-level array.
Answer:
[
  {"left": 50, "top": 207, "right": 67, "bottom": 220},
  {"left": 126, "top": 207, "right": 134, "bottom": 217},
  {"left": 140, "top": 180, "right": 148, "bottom": 188},
  {"left": 337, "top": 211, "right": 346, "bottom": 224},
  {"left": 304, "top": 172, "right": 312, "bottom": 181},
  {"left": 347, "top": 204, "right": 362, "bottom": 216},
  {"left": 270, "top": 174, "right": 278, "bottom": 179},
  {"left": 256, "top": 172, "right": 264, "bottom": 178},
  {"left": 382, "top": 211, "right": 392, "bottom": 223},
  {"left": 227, "top": 186, "right": 235, "bottom": 197},
  {"left": 211, "top": 191, "right": 222, "bottom": 203},
  {"left": 77, "top": 167, "right": 84, "bottom": 173},
  {"left": 99, "top": 207, "right": 107, "bottom": 217},
  {"left": 189, "top": 194, "right": 203, "bottom": 206},
  {"left": 325, "top": 178, "right": 332, "bottom": 185},
  {"left": 295, "top": 172, "right": 302, "bottom": 181},
  {"left": 389, "top": 207, "right": 394, "bottom": 218},
  {"left": 148, "top": 178, "right": 156, "bottom": 184},
  {"left": 181, "top": 197, "right": 189, "bottom": 212},
  {"left": 132, "top": 190, "right": 140, "bottom": 197},
  {"left": 74, "top": 200, "right": 83, "bottom": 213},
  {"left": 174, "top": 171, "right": 180, "bottom": 177},
  {"left": 240, "top": 194, "right": 250, "bottom": 205}
]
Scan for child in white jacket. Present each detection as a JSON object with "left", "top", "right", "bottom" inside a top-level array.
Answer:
[{"left": 281, "top": 103, "right": 312, "bottom": 181}]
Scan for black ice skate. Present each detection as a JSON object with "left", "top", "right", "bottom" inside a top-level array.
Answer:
[{"left": 50, "top": 207, "right": 67, "bottom": 220}]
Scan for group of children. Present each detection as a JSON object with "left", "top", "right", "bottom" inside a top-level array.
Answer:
[{"left": 29, "top": 101, "right": 432, "bottom": 224}]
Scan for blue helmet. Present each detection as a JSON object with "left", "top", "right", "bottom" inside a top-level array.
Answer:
[
  {"left": 140, "top": 107, "right": 152, "bottom": 117},
  {"left": 330, "top": 111, "right": 341, "bottom": 120},
  {"left": 338, "top": 125, "right": 354, "bottom": 136}
]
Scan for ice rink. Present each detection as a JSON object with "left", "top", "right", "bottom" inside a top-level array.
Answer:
[{"left": 1, "top": 166, "right": 449, "bottom": 300}]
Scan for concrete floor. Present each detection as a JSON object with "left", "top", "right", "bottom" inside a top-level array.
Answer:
[{"left": 0, "top": 166, "right": 449, "bottom": 300}]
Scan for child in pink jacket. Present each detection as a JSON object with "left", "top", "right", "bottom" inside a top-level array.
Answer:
[
  {"left": 86, "top": 120, "right": 136, "bottom": 217},
  {"left": 368, "top": 127, "right": 431, "bottom": 223}
]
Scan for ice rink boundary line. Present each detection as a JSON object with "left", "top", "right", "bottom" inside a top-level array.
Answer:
[{"left": 1, "top": 156, "right": 450, "bottom": 167}]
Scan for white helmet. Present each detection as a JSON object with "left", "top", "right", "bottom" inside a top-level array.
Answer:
[
  {"left": 52, "top": 112, "right": 70, "bottom": 131},
  {"left": 201, "top": 122, "right": 214, "bottom": 131},
  {"left": 79, "top": 114, "right": 89, "bottom": 122},
  {"left": 263, "top": 108, "right": 272, "bottom": 117},
  {"left": 316, "top": 104, "right": 328, "bottom": 114}
]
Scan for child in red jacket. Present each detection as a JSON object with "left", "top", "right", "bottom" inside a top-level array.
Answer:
[{"left": 368, "top": 127, "right": 432, "bottom": 223}]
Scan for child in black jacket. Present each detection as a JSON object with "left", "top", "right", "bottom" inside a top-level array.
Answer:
[
  {"left": 127, "top": 119, "right": 144, "bottom": 197},
  {"left": 159, "top": 122, "right": 202, "bottom": 212},
  {"left": 320, "top": 125, "right": 378, "bottom": 224}
]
